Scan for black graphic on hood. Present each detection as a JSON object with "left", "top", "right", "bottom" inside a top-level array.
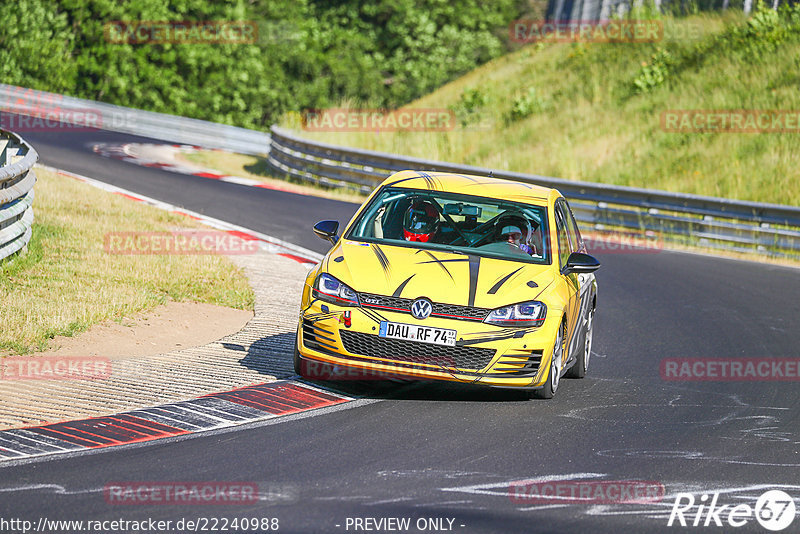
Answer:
[
  {"left": 467, "top": 255, "right": 481, "bottom": 307},
  {"left": 416, "top": 250, "right": 462, "bottom": 281},
  {"left": 488, "top": 267, "right": 523, "bottom": 295},
  {"left": 392, "top": 275, "right": 415, "bottom": 297},
  {"left": 371, "top": 244, "right": 391, "bottom": 278}
]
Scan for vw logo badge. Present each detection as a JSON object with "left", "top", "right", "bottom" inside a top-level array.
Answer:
[{"left": 410, "top": 298, "right": 433, "bottom": 320}]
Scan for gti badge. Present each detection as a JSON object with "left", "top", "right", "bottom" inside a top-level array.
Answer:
[{"left": 410, "top": 298, "right": 433, "bottom": 320}]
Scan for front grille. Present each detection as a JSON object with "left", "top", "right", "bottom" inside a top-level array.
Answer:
[
  {"left": 358, "top": 293, "right": 490, "bottom": 322},
  {"left": 431, "top": 302, "right": 488, "bottom": 320},
  {"left": 359, "top": 293, "right": 412, "bottom": 311},
  {"left": 339, "top": 330, "right": 496, "bottom": 371}
]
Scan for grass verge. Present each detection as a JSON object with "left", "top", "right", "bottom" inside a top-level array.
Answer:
[
  {"left": 282, "top": 9, "right": 800, "bottom": 206},
  {"left": 0, "top": 167, "right": 254, "bottom": 355}
]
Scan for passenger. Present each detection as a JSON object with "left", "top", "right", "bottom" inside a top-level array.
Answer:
[{"left": 498, "top": 225, "right": 534, "bottom": 255}]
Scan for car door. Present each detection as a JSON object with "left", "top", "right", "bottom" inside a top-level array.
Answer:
[
  {"left": 554, "top": 200, "right": 581, "bottom": 363},
  {"left": 560, "top": 199, "right": 595, "bottom": 362}
]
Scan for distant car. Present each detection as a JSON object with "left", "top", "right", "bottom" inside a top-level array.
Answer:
[{"left": 295, "top": 170, "right": 599, "bottom": 398}]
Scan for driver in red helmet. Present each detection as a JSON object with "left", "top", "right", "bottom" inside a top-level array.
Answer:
[{"left": 403, "top": 200, "right": 440, "bottom": 242}]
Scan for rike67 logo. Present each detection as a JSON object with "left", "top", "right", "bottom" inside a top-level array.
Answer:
[{"left": 668, "top": 490, "right": 796, "bottom": 531}]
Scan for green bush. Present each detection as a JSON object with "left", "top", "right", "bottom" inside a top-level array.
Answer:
[
  {"left": 632, "top": 48, "right": 674, "bottom": 94},
  {"left": 451, "top": 87, "right": 488, "bottom": 127},
  {"left": 0, "top": 0, "right": 524, "bottom": 129},
  {"left": 727, "top": 2, "right": 789, "bottom": 59},
  {"left": 0, "top": 0, "right": 76, "bottom": 93},
  {"left": 505, "top": 87, "right": 547, "bottom": 122},
  {"left": 630, "top": 3, "right": 800, "bottom": 97}
]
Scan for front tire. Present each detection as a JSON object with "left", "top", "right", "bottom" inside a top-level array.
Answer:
[{"left": 532, "top": 320, "right": 566, "bottom": 399}]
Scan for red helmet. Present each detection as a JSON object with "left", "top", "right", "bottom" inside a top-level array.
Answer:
[{"left": 403, "top": 200, "right": 439, "bottom": 242}]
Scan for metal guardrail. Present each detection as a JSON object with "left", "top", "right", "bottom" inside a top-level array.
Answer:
[
  {"left": 0, "top": 84, "right": 270, "bottom": 155},
  {"left": 268, "top": 126, "right": 800, "bottom": 259},
  {"left": 2, "top": 81, "right": 797, "bottom": 259},
  {"left": 0, "top": 130, "right": 37, "bottom": 262}
]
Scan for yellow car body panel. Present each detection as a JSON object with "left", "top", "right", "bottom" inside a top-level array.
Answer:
[{"left": 296, "top": 171, "right": 598, "bottom": 393}]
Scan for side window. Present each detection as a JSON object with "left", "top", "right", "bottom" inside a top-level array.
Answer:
[
  {"left": 563, "top": 200, "right": 584, "bottom": 253},
  {"left": 556, "top": 201, "right": 578, "bottom": 253},
  {"left": 554, "top": 205, "right": 571, "bottom": 269}
]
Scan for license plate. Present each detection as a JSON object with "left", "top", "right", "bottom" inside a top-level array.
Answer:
[{"left": 379, "top": 321, "right": 456, "bottom": 347}]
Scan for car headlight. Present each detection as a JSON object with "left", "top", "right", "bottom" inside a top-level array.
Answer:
[
  {"left": 483, "top": 300, "right": 546, "bottom": 327},
  {"left": 313, "top": 273, "right": 359, "bottom": 306}
]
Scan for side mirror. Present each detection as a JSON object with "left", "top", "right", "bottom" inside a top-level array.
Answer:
[
  {"left": 562, "top": 252, "right": 600, "bottom": 275},
  {"left": 313, "top": 220, "right": 339, "bottom": 245}
]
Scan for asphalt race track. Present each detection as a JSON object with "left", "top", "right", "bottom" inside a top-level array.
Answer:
[
  {"left": 19, "top": 123, "right": 359, "bottom": 252},
  {"left": 1, "top": 116, "right": 799, "bottom": 533}
]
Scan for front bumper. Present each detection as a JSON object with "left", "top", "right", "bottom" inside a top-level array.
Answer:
[{"left": 297, "top": 298, "right": 561, "bottom": 389}]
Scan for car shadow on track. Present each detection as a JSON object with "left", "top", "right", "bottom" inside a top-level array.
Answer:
[
  {"left": 323, "top": 380, "right": 535, "bottom": 403},
  {"left": 225, "top": 332, "right": 296, "bottom": 380}
]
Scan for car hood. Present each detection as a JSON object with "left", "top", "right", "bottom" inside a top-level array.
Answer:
[{"left": 324, "top": 240, "right": 555, "bottom": 309}]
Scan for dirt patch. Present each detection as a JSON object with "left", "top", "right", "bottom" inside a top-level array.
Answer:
[{"left": 27, "top": 301, "right": 253, "bottom": 359}]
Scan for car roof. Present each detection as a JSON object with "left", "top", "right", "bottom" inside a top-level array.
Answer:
[{"left": 379, "top": 170, "right": 559, "bottom": 206}]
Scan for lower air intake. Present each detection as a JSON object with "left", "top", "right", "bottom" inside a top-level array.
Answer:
[{"left": 339, "top": 330, "right": 496, "bottom": 371}]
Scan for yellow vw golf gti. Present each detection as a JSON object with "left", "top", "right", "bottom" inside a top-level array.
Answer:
[{"left": 295, "top": 171, "right": 599, "bottom": 398}]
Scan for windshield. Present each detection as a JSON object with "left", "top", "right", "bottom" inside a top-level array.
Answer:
[{"left": 345, "top": 187, "right": 551, "bottom": 264}]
